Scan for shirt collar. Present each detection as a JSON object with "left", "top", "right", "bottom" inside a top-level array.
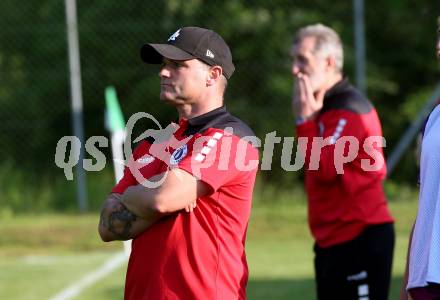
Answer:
[
  {"left": 187, "top": 106, "right": 228, "bottom": 127},
  {"left": 324, "top": 77, "right": 350, "bottom": 100}
]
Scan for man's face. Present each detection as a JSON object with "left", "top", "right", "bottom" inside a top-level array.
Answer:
[
  {"left": 436, "top": 26, "right": 440, "bottom": 60},
  {"left": 159, "top": 58, "right": 209, "bottom": 106},
  {"left": 291, "top": 36, "right": 328, "bottom": 93}
]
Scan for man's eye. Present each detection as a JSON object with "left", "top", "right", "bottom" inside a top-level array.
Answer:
[
  {"left": 162, "top": 62, "right": 180, "bottom": 69},
  {"left": 297, "top": 57, "right": 307, "bottom": 64}
]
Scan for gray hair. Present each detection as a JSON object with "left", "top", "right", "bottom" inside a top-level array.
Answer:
[{"left": 293, "top": 23, "right": 344, "bottom": 73}]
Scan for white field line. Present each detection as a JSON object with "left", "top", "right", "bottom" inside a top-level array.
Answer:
[{"left": 49, "top": 252, "right": 126, "bottom": 300}]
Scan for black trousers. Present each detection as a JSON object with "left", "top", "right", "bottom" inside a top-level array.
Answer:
[
  {"left": 409, "top": 283, "right": 440, "bottom": 300},
  {"left": 314, "top": 223, "right": 395, "bottom": 300}
]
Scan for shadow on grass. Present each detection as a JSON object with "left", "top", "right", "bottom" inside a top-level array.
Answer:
[
  {"left": 247, "top": 276, "right": 404, "bottom": 300},
  {"left": 103, "top": 286, "right": 124, "bottom": 299},
  {"left": 96, "top": 276, "right": 404, "bottom": 300},
  {"left": 247, "top": 278, "right": 315, "bottom": 300}
]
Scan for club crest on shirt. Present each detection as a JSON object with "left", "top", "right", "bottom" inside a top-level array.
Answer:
[{"left": 170, "top": 144, "right": 188, "bottom": 165}]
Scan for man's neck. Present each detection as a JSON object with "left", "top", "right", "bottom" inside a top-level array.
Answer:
[
  {"left": 313, "top": 73, "right": 343, "bottom": 99},
  {"left": 177, "top": 101, "right": 223, "bottom": 120},
  {"left": 326, "top": 72, "right": 343, "bottom": 90}
]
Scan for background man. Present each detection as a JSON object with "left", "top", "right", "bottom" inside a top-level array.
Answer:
[
  {"left": 98, "top": 26, "right": 259, "bottom": 300},
  {"left": 401, "top": 17, "right": 440, "bottom": 300},
  {"left": 291, "top": 23, "right": 395, "bottom": 300}
]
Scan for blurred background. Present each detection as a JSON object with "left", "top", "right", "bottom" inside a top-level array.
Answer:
[{"left": 1, "top": 0, "right": 439, "bottom": 299}]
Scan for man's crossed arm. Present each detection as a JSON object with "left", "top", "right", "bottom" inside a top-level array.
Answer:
[{"left": 98, "top": 168, "right": 209, "bottom": 242}]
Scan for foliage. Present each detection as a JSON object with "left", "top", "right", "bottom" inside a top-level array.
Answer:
[
  {"left": 1, "top": 0, "right": 440, "bottom": 210},
  {"left": 0, "top": 163, "right": 115, "bottom": 214}
]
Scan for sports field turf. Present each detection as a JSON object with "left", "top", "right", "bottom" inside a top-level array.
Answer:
[{"left": 0, "top": 188, "right": 417, "bottom": 300}]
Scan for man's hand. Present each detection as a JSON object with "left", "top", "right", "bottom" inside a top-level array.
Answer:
[
  {"left": 292, "top": 72, "right": 326, "bottom": 120},
  {"left": 184, "top": 200, "right": 197, "bottom": 212}
]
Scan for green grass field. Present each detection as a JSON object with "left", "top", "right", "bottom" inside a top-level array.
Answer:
[{"left": 0, "top": 187, "right": 418, "bottom": 300}]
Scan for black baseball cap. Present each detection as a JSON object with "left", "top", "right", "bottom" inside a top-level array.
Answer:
[{"left": 140, "top": 27, "right": 235, "bottom": 79}]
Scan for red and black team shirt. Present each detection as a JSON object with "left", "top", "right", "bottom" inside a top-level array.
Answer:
[
  {"left": 296, "top": 78, "right": 394, "bottom": 248},
  {"left": 112, "top": 106, "right": 259, "bottom": 300}
]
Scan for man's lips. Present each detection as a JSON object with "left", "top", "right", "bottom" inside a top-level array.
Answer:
[{"left": 161, "top": 83, "right": 173, "bottom": 90}]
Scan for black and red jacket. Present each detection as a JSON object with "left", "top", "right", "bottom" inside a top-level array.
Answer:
[{"left": 296, "top": 78, "right": 394, "bottom": 248}]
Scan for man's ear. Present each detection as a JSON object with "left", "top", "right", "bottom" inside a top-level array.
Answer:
[
  {"left": 325, "top": 56, "right": 337, "bottom": 71},
  {"left": 206, "top": 66, "right": 223, "bottom": 86}
]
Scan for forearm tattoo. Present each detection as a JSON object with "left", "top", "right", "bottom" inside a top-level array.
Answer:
[{"left": 100, "top": 201, "right": 137, "bottom": 240}]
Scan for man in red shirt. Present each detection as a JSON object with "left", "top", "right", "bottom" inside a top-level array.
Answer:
[
  {"left": 99, "top": 26, "right": 259, "bottom": 300},
  {"left": 291, "top": 24, "right": 395, "bottom": 300}
]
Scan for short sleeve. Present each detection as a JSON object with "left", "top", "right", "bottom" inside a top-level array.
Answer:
[
  {"left": 176, "top": 130, "right": 259, "bottom": 193},
  {"left": 111, "top": 141, "right": 164, "bottom": 194}
]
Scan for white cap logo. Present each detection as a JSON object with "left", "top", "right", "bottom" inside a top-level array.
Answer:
[
  {"left": 168, "top": 29, "right": 181, "bottom": 42},
  {"left": 206, "top": 49, "right": 215, "bottom": 58}
]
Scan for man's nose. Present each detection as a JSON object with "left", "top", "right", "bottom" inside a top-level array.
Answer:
[
  {"left": 159, "top": 67, "right": 171, "bottom": 78},
  {"left": 292, "top": 64, "right": 300, "bottom": 75}
]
